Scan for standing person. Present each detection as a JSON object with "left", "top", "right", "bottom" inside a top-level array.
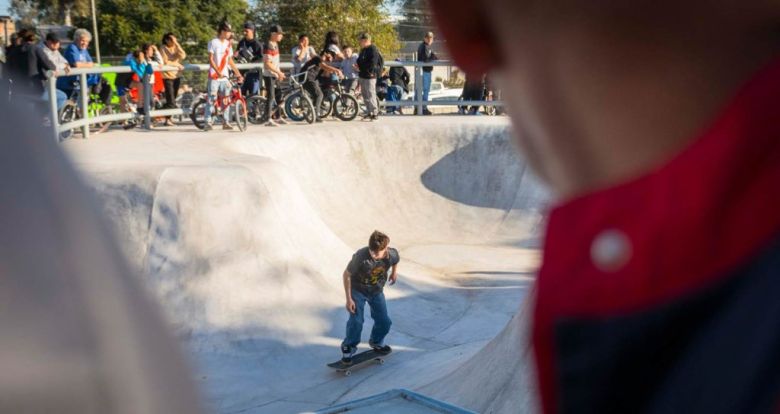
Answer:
[
  {"left": 458, "top": 73, "right": 484, "bottom": 115},
  {"left": 356, "top": 33, "right": 382, "bottom": 121},
  {"left": 57, "top": 29, "right": 111, "bottom": 107},
  {"left": 160, "top": 32, "right": 186, "bottom": 127},
  {"left": 323, "top": 31, "right": 345, "bottom": 60},
  {"left": 204, "top": 22, "right": 243, "bottom": 131},
  {"left": 121, "top": 48, "right": 153, "bottom": 129},
  {"left": 38, "top": 32, "right": 70, "bottom": 110},
  {"left": 415, "top": 31, "right": 437, "bottom": 115},
  {"left": 291, "top": 34, "right": 316, "bottom": 75},
  {"left": 236, "top": 22, "right": 263, "bottom": 98},
  {"left": 340, "top": 231, "right": 399, "bottom": 364},
  {"left": 340, "top": 45, "right": 358, "bottom": 93},
  {"left": 386, "top": 61, "right": 410, "bottom": 115},
  {"left": 262, "top": 24, "right": 286, "bottom": 127},
  {"left": 433, "top": 1, "right": 780, "bottom": 413}
]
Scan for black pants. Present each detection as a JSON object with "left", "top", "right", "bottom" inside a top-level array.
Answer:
[
  {"left": 461, "top": 82, "right": 484, "bottom": 114},
  {"left": 342, "top": 78, "right": 357, "bottom": 94},
  {"left": 263, "top": 76, "right": 281, "bottom": 119},
  {"left": 163, "top": 78, "right": 180, "bottom": 109},
  {"left": 91, "top": 78, "right": 112, "bottom": 106},
  {"left": 303, "top": 80, "right": 323, "bottom": 119}
]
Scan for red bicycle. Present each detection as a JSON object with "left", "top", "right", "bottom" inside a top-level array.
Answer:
[{"left": 190, "top": 77, "right": 248, "bottom": 131}]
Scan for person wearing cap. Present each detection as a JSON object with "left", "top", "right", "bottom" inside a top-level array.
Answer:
[
  {"left": 291, "top": 34, "right": 316, "bottom": 75},
  {"left": 38, "top": 32, "right": 70, "bottom": 110},
  {"left": 262, "top": 24, "right": 286, "bottom": 127},
  {"left": 356, "top": 32, "right": 382, "bottom": 121},
  {"left": 433, "top": 1, "right": 780, "bottom": 413},
  {"left": 204, "top": 21, "right": 243, "bottom": 131},
  {"left": 415, "top": 31, "right": 437, "bottom": 115},
  {"left": 237, "top": 22, "right": 263, "bottom": 98}
]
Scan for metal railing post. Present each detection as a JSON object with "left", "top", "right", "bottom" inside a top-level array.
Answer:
[
  {"left": 143, "top": 72, "right": 152, "bottom": 129},
  {"left": 80, "top": 72, "right": 90, "bottom": 139},
  {"left": 48, "top": 73, "right": 59, "bottom": 142},
  {"left": 414, "top": 63, "right": 423, "bottom": 116}
]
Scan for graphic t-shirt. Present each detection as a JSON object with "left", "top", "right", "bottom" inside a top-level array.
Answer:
[
  {"left": 346, "top": 247, "right": 400, "bottom": 293},
  {"left": 208, "top": 38, "right": 233, "bottom": 79},
  {"left": 262, "top": 41, "right": 280, "bottom": 78}
]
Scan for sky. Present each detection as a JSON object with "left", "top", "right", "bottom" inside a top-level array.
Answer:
[{"left": 1, "top": 0, "right": 9, "bottom": 16}]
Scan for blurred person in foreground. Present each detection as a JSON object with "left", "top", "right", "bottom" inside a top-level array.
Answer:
[
  {"left": 0, "top": 80, "right": 202, "bottom": 412},
  {"left": 432, "top": 2, "right": 780, "bottom": 413}
]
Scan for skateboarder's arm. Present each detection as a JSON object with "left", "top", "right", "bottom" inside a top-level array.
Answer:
[
  {"left": 343, "top": 270, "right": 356, "bottom": 313},
  {"left": 389, "top": 264, "right": 398, "bottom": 285}
]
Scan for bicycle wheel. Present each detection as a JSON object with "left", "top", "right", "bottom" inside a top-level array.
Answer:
[
  {"left": 233, "top": 99, "right": 248, "bottom": 131},
  {"left": 247, "top": 95, "right": 267, "bottom": 124},
  {"left": 319, "top": 95, "right": 333, "bottom": 119},
  {"left": 284, "top": 92, "right": 308, "bottom": 122},
  {"left": 301, "top": 95, "right": 315, "bottom": 124},
  {"left": 190, "top": 98, "right": 208, "bottom": 129},
  {"left": 58, "top": 101, "right": 77, "bottom": 141},
  {"left": 334, "top": 94, "right": 359, "bottom": 121}
]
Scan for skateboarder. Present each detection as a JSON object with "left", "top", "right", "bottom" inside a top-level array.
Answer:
[{"left": 340, "top": 230, "right": 399, "bottom": 364}]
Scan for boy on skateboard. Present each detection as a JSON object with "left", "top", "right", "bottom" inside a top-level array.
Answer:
[{"left": 340, "top": 231, "right": 399, "bottom": 364}]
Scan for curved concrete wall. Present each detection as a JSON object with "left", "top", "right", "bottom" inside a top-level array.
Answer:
[{"left": 65, "top": 117, "right": 546, "bottom": 413}]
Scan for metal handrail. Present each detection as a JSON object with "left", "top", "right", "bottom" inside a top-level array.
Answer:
[{"left": 46, "top": 60, "right": 502, "bottom": 142}]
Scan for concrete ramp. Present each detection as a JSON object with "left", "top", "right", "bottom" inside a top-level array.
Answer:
[{"left": 64, "top": 117, "right": 546, "bottom": 413}]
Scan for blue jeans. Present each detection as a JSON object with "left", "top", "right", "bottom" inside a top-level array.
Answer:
[
  {"left": 421, "top": 71, "right": 432, "bottom": 110},
  {"left": 241, "top": 71, "right": 261, "bottom": 97},
  {"left": 42, "top": 88, "right": 68, "bottom": 110},
  {"left": 205, "top": 78, "right": 231, "bottom": 123},
  {"left": 386, "top": 85, "right": 404, "bottom": 113},
  {"left": 342, "top": 288, "right": 392, "bottom": 351}
]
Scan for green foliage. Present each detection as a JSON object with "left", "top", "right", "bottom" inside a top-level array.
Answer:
[
  {"left": 11, "top": 0, "right": 90, "bottom": 26},
  {"left": 250, "top": 0, "right": 399, "bottom": 58},
  {"left": 81, "top": 0, "right": 248, "bottom": 57}
]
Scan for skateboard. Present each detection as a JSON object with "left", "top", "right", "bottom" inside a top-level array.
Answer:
[{"left": 327, "top": 348, "right": 391, "bottom": 376}]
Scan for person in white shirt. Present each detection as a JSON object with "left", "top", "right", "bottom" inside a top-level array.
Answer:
[
  {"left": 204, "top": 21, "right": 243, "bottom": 131},
  {"left": 291, "top": 34, "right": 316, "bottom": 75}
]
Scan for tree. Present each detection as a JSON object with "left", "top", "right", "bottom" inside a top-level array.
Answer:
[
  {"left": 393, "top": 0, "right": 437, "bottom": 41},
  {"left": 11, "top": 0, "right": 90, "bottom": 26},
  {"left": 250, "top": 0, "right": 399, "bottom": 58},
  {"left": 71, "top": 0, "right": 248, "bottom": 57}
]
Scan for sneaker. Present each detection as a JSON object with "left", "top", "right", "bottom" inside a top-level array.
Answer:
[
  {"left": 222, "top": 122, "right": 234, "bottom": 131},
  {"left": 369, "top": 342, "right": 392, "bottom": 355},
  {"left": 164, "top": 119, "right": 175, "bottom": 127},
  {"left": 340, "top": 345, "right": 356, "bottom": 364},
  {"left": 122, "top": 121, "right": 136, "bottom": 130},
  {"left": 265, "top": 120, "right": 278, "bottom": 127},
  {"left": 370, "top": 114, "right": 379, "bottom": 121},
  {"left": 315, "top": 118, "right": 323, "bottom": 123},
  {"left": 276, "top": 118, "right": 288, "bottom": 125},
  {"left": 202, "top": 123, "right": 213, "bottom": 131},
  {"left": 423, "top": 109, "right": 433, "bottom": 116}
]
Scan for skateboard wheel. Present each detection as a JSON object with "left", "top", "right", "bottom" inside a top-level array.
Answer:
[
  {"left": 344, "top": 370, "right": 351, "bottom": 377},
  {"left": 378, "top": 358, "right": 385, "bottom": 365}
]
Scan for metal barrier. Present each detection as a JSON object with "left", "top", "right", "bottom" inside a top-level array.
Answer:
[{"left": 46, "top": 60, "right": 503, "bottom": 142}]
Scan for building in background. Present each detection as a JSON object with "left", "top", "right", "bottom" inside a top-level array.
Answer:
[{"left": 1, "top": 15, "right": 15, "bottom": 46}]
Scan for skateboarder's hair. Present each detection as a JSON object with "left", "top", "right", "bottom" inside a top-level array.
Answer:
[{"left": 369, "top": 230, "right": 389, "bottom": 252}]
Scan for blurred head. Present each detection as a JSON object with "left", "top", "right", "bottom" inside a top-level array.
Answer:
[
  {"left": 269, "top": 24, "right": 283, "bottom": 42},
  {"left": 359, "top": 32, "right": 371, "bottom": 48},
  {"left": 343, "top": 45, "right": 353, "bottom": 57},
  {"left": 243, "top": 22, "right": 255, "bottom": 39},
  {"left": 430, "top": 0, "right": 780, "bottom": 195},
  {"left": 368, "top": 230, "right": 389, "bottom": 259},
  {"left": 322, "top": 50, "right": 335, "bottom": 62},
  {"left": 298, "top": 34, "right": 309, "bottom": 47},
  {"left": 324, "top": 31, "right": 340, "bottom": 47},
  {"left": 73, "top": 28, "right": 91, "bottom": 50},
  {"left": 141, "top": 43, "right": 154, "bottom": 57},
  {"left": 424, "top": 31, "right": 434, "bottom": 45},
  {"left": 45, "top": 33, "right": 61, "bottom": 50},
  {"left": 162, "top": 32, "right": 176, "bottom": 47},
  {"left": 218, "top": 21, "right": 232, "bottom": 40}
]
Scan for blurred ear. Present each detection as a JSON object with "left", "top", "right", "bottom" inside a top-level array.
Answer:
[{"left": 429, "top": 0, "right": 505, "bottom": 75}]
